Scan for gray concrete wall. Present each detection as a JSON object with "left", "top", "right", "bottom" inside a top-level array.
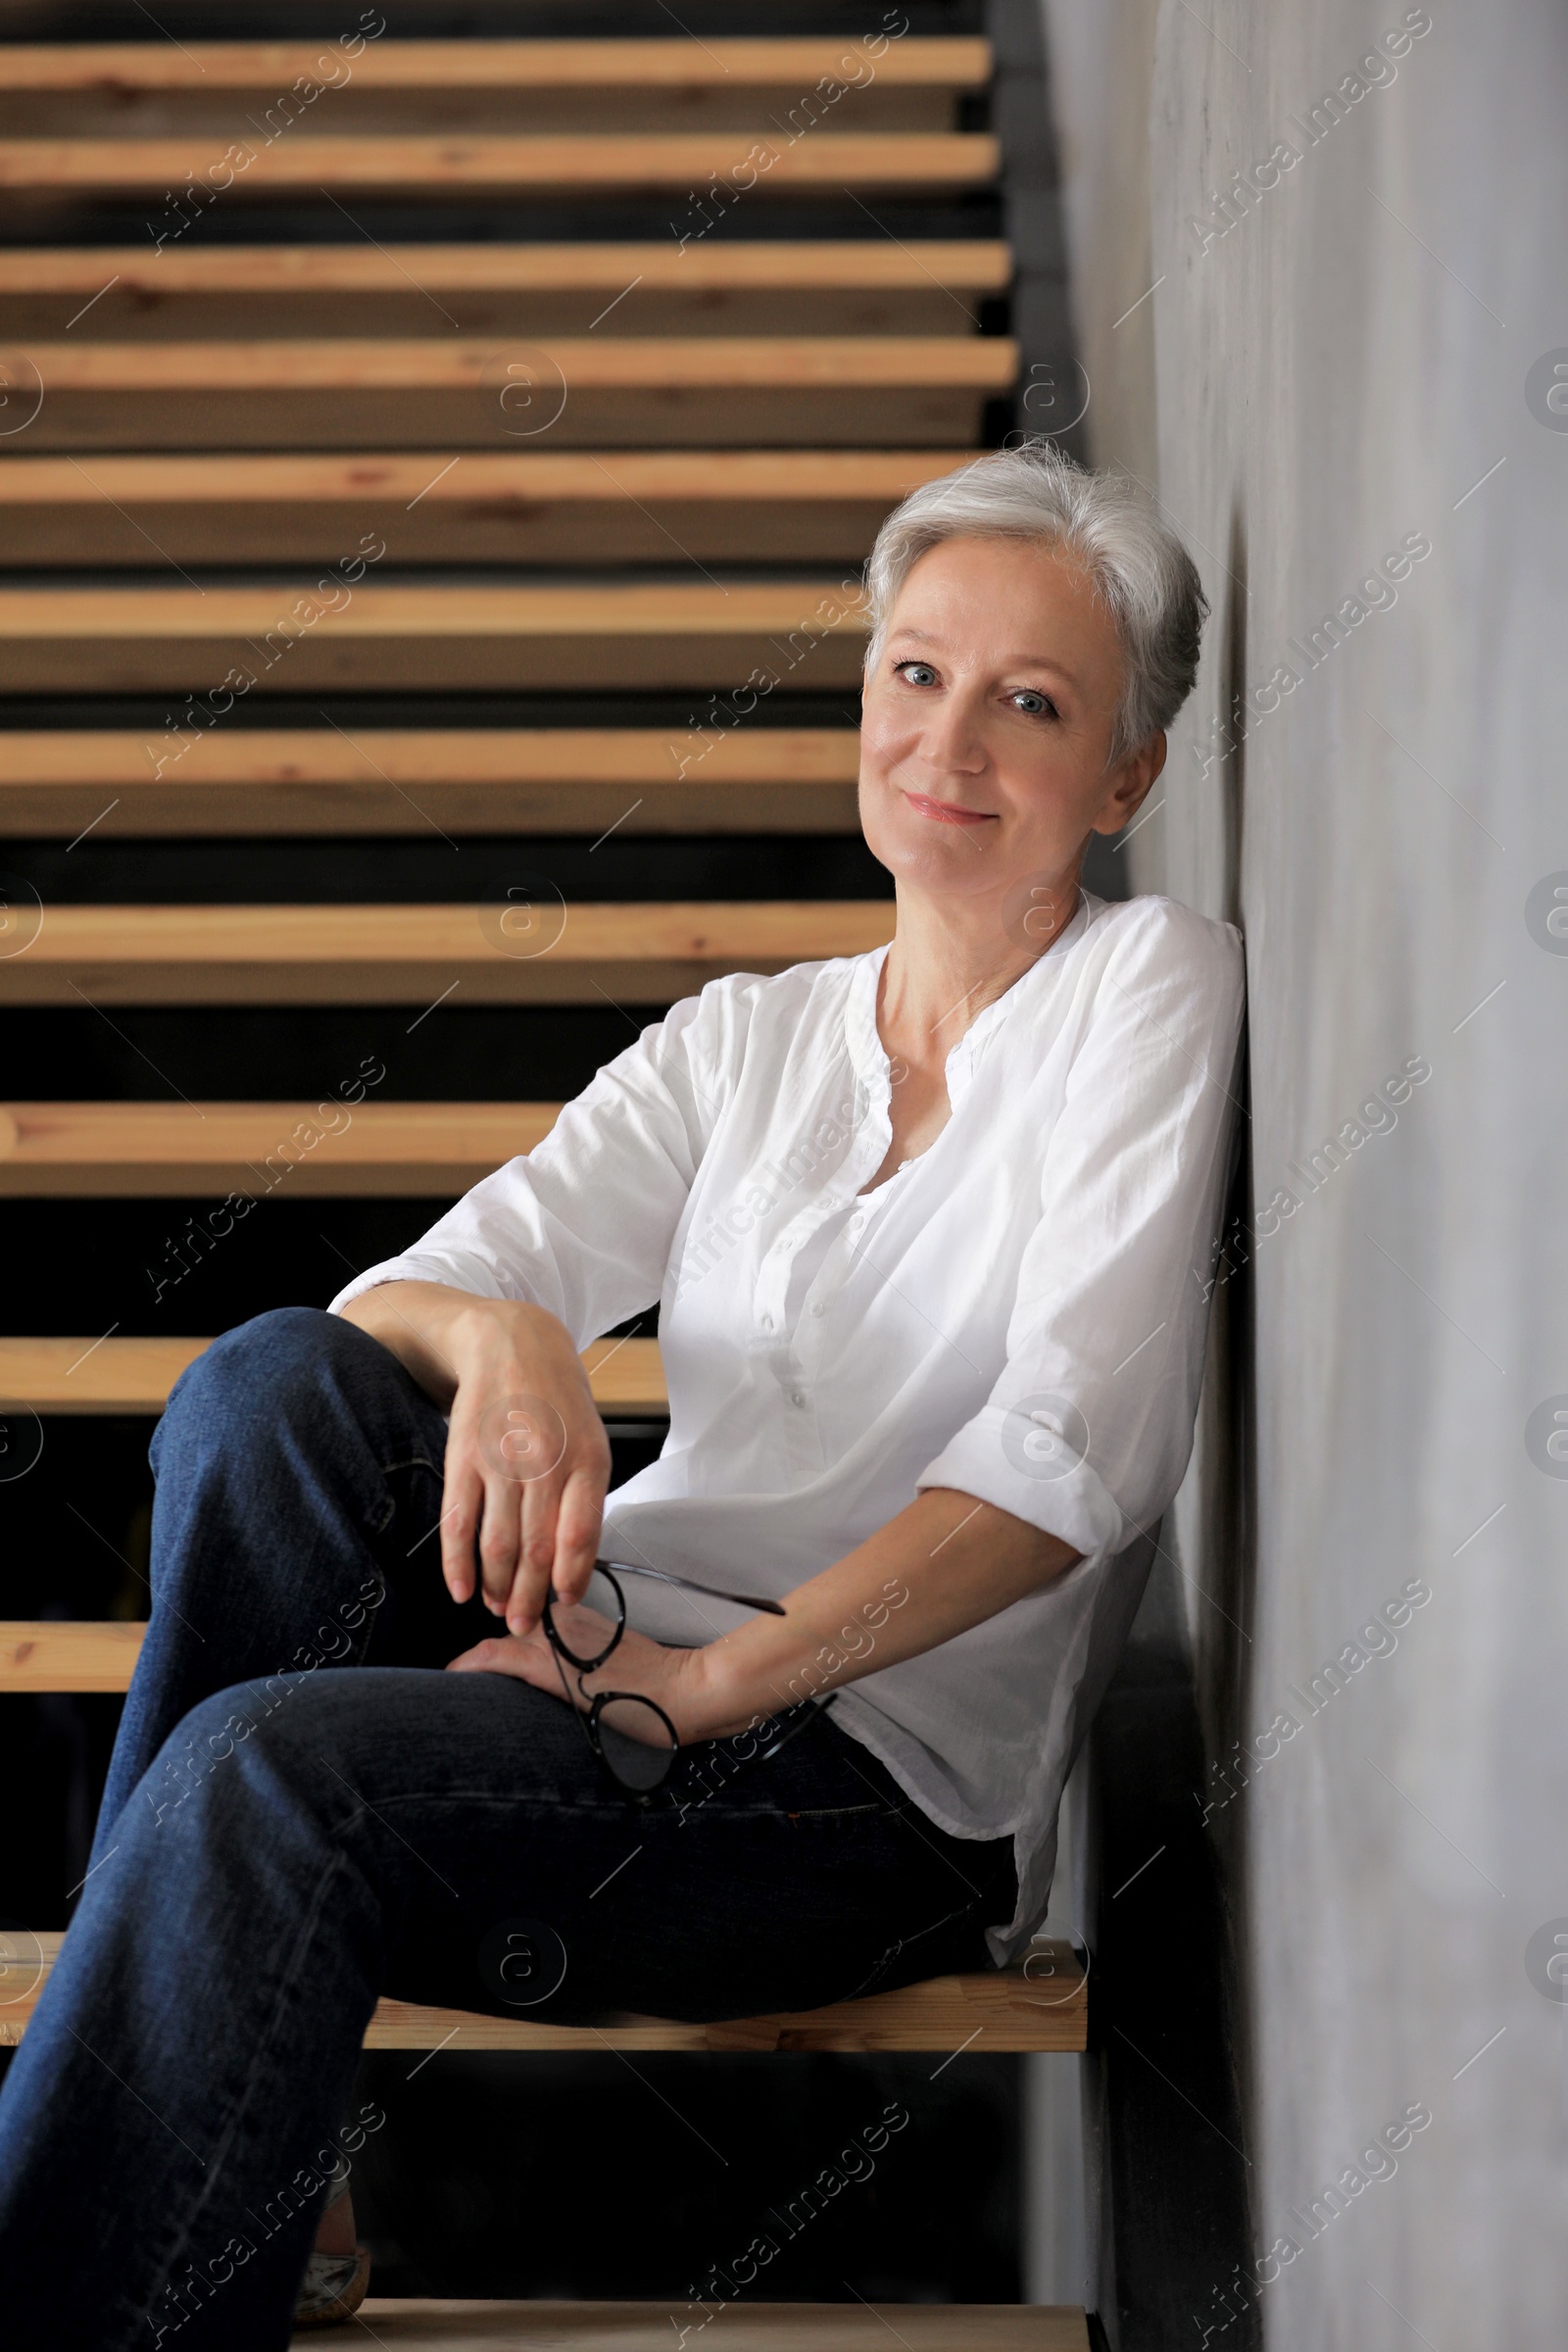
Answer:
[{"left": 1039, "top": 0, "right": 1568, "bottom": 2339}]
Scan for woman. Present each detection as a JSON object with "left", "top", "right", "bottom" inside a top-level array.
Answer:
[{"left": 0, "top": 444, "right": 1243, "bottom": 2348}]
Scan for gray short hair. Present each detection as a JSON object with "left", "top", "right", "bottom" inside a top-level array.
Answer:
[{"left": 863, "top": 441, "right": 1208, "bottom": 763}]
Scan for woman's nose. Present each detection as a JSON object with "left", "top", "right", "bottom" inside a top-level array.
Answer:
[{"left": 918, "top": 690, "right": 988, "bottom": 773}]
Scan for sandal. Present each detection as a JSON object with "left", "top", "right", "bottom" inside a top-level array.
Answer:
[
  {"left": 293, "top": 2243, "right": 371, "bottom": 2328},
  {"left": 292, "top": 2181, "right": 371, "bottom": 2329}
]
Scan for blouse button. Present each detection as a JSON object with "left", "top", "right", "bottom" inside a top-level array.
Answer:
[
  {"left": 760, "top": 1314, "right": 775, "bottom": 1332},
  {"left": 811, "top": 1301, "right": 825, "bottom": 1317},
  {"left": 790, "top": 1390, "right": 807, "bottom": 1408}
]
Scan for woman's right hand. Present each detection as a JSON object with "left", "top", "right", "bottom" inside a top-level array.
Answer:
[{"left": 336, "top": 1281, "right": 612, "bottom": 1636}]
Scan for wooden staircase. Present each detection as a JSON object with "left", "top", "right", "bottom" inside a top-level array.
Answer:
[{"left": 0, "top": 19, "right": 1086, "bottom": 2342}]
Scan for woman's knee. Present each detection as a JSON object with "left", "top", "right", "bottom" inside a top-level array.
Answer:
[
  {"left": 157, "top": 1304, "right": 327, "bottom": 1425},
  {"left": 135, "top": 1683, "right": 275, "bottom": 1830},
  {"left": 136, "top": 1675, "right": 359, "bottom": 1843},
  {"left": 152, "top": 1306, "right": 392, "bottom": 1471}
]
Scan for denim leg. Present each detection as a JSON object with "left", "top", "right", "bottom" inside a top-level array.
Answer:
[
  {"left": 91, "top": 1304, "right": 478, "bottom": 1871},
  {"left": 0, "top": 1660, "right": 606, "bottom": 2352}
]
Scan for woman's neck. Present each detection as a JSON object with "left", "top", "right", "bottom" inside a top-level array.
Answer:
[{"left": 877, "top": 870, "right": 1083, "bottom": 1073}]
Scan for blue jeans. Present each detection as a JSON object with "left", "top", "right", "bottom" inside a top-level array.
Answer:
[{"left": 0, "top": 1307, "right": 1016, "bottom": 2352}]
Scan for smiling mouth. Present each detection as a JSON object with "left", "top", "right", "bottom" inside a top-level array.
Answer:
[{"left": 901, "top": 790, "right": 997, "bottom": 827}]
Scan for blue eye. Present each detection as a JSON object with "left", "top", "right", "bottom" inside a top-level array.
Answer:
[
  {"left": 1012, "top": 690, "right": 1058, "bottom": 719},
  {"left": 895, "top": 661, "right": 939, "bottom": 687}
]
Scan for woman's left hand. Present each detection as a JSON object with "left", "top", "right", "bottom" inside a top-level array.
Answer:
[{"left": 445, "top": 1599, "right": 715, "bottom": 1746}]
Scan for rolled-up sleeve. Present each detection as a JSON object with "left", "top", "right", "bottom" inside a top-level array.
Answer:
[
  {"left": 916, "top": 901, "right": 1245, "bottom": 1558},
  {"left": 327, "top": 976, "right": 752, "bottom": 1349}
]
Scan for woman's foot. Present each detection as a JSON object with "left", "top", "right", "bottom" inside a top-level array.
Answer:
[{"left": 313, "top": 2186, "right": 358, "bottom": 2259}]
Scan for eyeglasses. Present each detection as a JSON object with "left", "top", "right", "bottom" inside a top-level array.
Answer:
[{"left": 542, "top": 1559, "right": 834, "bottom": 1801}]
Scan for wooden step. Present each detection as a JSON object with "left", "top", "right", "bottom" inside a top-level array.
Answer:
[
  {"left": 0, "top": 39, "right": 988, "bottom": 143},
  {"left": 0, "top": 1333, "right": 665, "bottom": 1417},
  {"left": 0, "top": 240, "right": 1010, "bottom": 339},
  {"left": 0, "top": 901, "right": 895, "bottom": 1004},
  {"left": 0, "top": 37, "right": 992, "bottom": 90},
  {"left": 0, "top": 37, "right": 987, "bottom": 85},
  {"left": 0, "top": 727, "right": 860, "bottom": 837},
  {"left": 1, "top": 1928, "right": 1089, "bottom": 2057},
  {"left": 0, "top": 1101, "right": 559, "bottom": 1196},
  {"left": 4, "top": 337, "right": 1010, "bottom": 391},
  {"left": 0, "top": 1625, "right": 145, "bottom": 1691},
  {"left": 318, "top": 2310, "right": 1089, "bottom": 2351},
  {"left": 9, "top": 335, "right": 1014, "bottom": 451},
  {"left": 0, "top": 132, "right": 997, "bottom": 197},
  {"left": 0, "top": 449, "right": 958, "bottom": 568},
  {"left": 0, "top": 579, "right": 872, "bottom": 693}
]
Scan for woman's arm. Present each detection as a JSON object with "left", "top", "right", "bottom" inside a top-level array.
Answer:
[
  {"left": 338, "top": 1283, "right": 611, "bottom": 1622},
  {"left": 690, "top": 1485, "right": 1080, "bottom": 1736},
  {"left": 449, "top": 1484, "right": 1079, "bottom": 1740},
  {"left": 331, "top": 984, "right": 747, "bottom": 1624}
]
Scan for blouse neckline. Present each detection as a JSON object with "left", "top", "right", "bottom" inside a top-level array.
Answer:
[{"left": 846, "top": 890, "right": 1097, "bottom": 1108}]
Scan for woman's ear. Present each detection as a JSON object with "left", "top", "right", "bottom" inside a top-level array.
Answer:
[{"left": 1090, "top": 730, "right": 1167, "bottom": 836}]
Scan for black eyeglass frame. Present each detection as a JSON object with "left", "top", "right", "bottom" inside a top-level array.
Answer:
[{"left": 541, "top": 1559, "right": 835, "bottom": 1800}]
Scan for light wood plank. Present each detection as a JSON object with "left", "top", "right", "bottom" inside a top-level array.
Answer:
[
  {"left": 368, "top": 1964, "right": 1090, "bottom": 2056},
  {"left": 11, "top": 337, "right": 1014, "bottom": 389},
  {"left": 0, "top": 449, "right": 957, "bottom": 568},
  {"left": 0, "top": 581, "right": 873, "bottom": 693},
  {"left": 0, "top": 133, "right": 998, "bottom": 193},
  {"left": 10, "top": 338, "right": 1007, "bottom": 453},
  {"left": 0, "top": 1335, "right": 666, "bottom": 1416},
  {"left": 0, "top": 242, "right": 1006, "bottom": 336},
  {"left": 0, "top": 242, "right": 1007, "bottom": 336},
  {"left": 0, "top": 726, "right": 861, "bottom": 836},
  {"left": 13, "top": 337, "right": 1005, "bottom": 450},
  {"left": 320, "top": 2312, "right": 1086, "bottom": 2351},
  {"left": 0, "top": 579, "right": 869, "bottom": 635},
  {"left": 0, "top": 1101, "right": 559, "bottom": 1196},
  {"left": 0, "top": 450, "right": 956, "bottom": 503},
  {"left": 0, "top": 1622, "right": 143, "bottom": 1692},
  {"left": 0, "top": 1930, "right": 1089, "bottom": 2057},
  {"left": 0, "top": 726, "right": 858, "bottom": 785},
  {"left": 0, "top": 40, "right": 993, "bottom": 91},
  {"left": 0, "top": 71, "right": 968, "bottom": 143},
  {"left": 0, "top": 900, "right": 895, "bottom": 1005},
  {"left": 0, "top": 241, "right": 1011, "bottom": 294},
  {"left": 0, "top": 1333, "right": 211, "bottom": 1412},
  {"left": 0, "top": 901, "right": 894, "bottom": 1004}
]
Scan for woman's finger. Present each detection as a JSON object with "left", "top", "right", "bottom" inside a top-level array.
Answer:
[
  {"left": 476, "top": 1462, "right": 526, "bottom": 1614},
  {"left": 439, "top": 1448, "right": 484, "bottom": 1604},
  {"left": 552, "top": 1463, "right": 607, "bottom": 1603},
  {"left": 510, "top": 1460, "right": 565, "bottom": 1635}
]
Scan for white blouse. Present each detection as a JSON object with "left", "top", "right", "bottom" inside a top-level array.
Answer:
[{"left": 330, "top": 891, "right": 1245, "bottom": 1963}]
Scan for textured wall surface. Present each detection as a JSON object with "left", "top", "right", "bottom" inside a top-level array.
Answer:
[{"left": 1041, "top": 0, "right": 1568, "bottom": 2340}]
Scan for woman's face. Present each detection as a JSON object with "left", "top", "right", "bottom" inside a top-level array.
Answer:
[{"left": 858, "top": 533, "right": 1165, "bottom": 923}]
